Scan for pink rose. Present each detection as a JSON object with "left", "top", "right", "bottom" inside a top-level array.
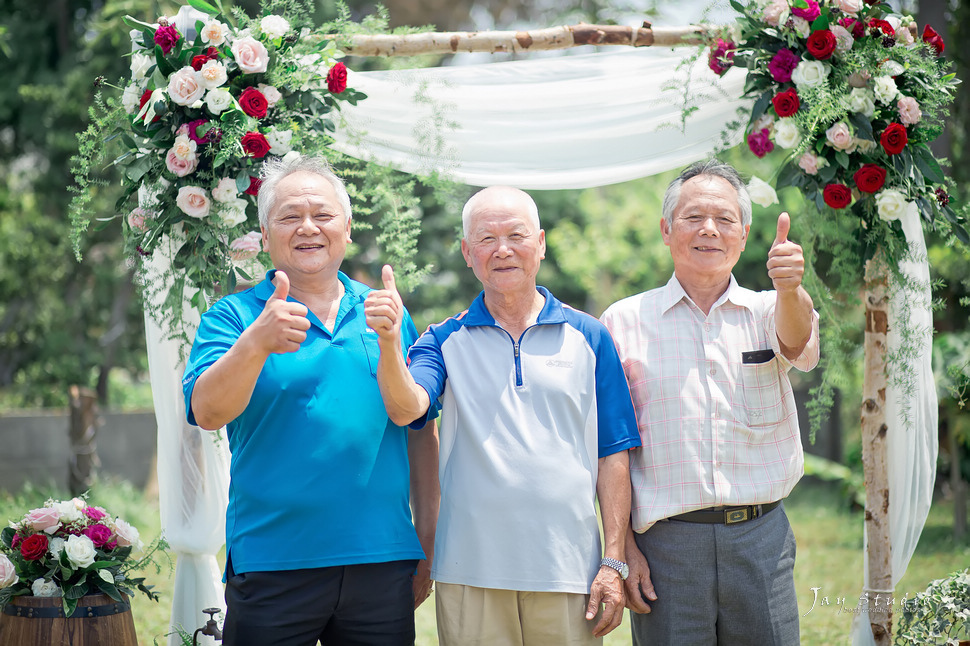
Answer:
[
  {"left": 258, "top": 84, "right": 282, "bottom": 107},
  {"left": 25, "top": 508, "right": 62, "bottom": 533},
  {"left": 798, "top": 152, "right": 821, "bottom": 175},
  {"left": 792, "top": 0, "right": 820, "bottom": 21},
  {"left": 111, "top": 519, "right": 142, "bottom": 550},
  {"left": 166, "top": 150, "right": 199, "bottom": 177},
  {"left": 83, "top": 523, "right": 113, "bottom": 547},
  {"left": 897, "top": 96, "right": 921, "bottom": 126},
  {"left": 168, "top": 66, "right": 205, "bottom": 107},
  {"left": 763, "top": 0, "right": 789, "bottom": 26},
  {"left": 838, "top": 0, "right": 862, "bottom": 14},
  {"left": 230, "top": 232, "right": 263, "bottom": 261},
  {"left": 825, "top": 122, "right": 854, "bottom": 150},
  {"left": 127, "top": 210, "right": 148, "bottom": 232},
  {"left": 153, "top": 23, "right": 180, "bottom": 55},
  {"left": 0, "top": 554, "right": 18, "bottom": 589},
  {"left": 831, "top": 25, "right": 854, "bottom": 54},
  {"left": 231, "top": 36, "right": 269, "bottom": 74},
  {"left": 176, "top": 186, "right": 211, "bottom": 219},
  {"left": 747, "top": 128, "right": 774, "bottom": 158}
]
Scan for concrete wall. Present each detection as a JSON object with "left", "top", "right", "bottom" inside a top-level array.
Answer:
[{"left": 0, "top": 410, "right": 157, "bottom": 493}]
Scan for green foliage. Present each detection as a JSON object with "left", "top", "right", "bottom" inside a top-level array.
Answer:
[{"left": 895, "top": 568, "right": 970, "bottom": 645}]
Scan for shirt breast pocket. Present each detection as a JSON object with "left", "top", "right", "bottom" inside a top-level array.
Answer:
[{"left": 739, "top": 352, "right": 784, "bottom": 429}]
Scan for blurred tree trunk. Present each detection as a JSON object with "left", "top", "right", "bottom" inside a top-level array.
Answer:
[{"left": 68, "top": 385, "right": 101, "bottom": 496}]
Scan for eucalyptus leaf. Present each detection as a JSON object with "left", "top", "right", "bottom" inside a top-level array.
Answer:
[{"left": 186, "top": 0, "right": 220, "bottom": 15}]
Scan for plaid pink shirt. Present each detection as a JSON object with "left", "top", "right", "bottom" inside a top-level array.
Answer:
[{"left": 601, "top": 274, "right": 819, "bottom": 532}]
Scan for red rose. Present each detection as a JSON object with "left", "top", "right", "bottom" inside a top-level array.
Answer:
[
  {"left": 854, "top": 164, "right": 887, "bottom": 193},
  {"left": 772, "top": 89, "right": 800, "bottom": 118},
  {"left": 823, "top": 183, "right": 852, "bottom": 209},
  {"left": 880, "top": 123, "right": 908, "bottom": 155},
  {"left": 922, "top": 25, "right": 945, "bottom": 56},
  {"left": 806, "top": 29, "right": 837, "bottom": 60},
  {"left": 241, "top": 132, "right": 271, "bottom": 158},
  {"left": 239, "top": 87, "right": 269, "bottom": 119},
  {"left": 327, "top": 62, "right": 348, "bottom": 94},
  {"left": 153, "top": 23, "right": 180, "bottom": 55},
  {"left": 20, "top": 533, "right": 49, "bottom": 561},
  {"left": 245, "top": 177, "right": 262, "bottom": 196},
  {"left": 868, "top": 19, "right": 895, "bottom": 37}
]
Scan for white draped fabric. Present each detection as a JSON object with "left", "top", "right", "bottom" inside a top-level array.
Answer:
[
  {"left": 331, "top": 48, "right": 749, "bottom": 188},
  {"left": 145, "top": 40, "right": 938, "bottom": 644}
]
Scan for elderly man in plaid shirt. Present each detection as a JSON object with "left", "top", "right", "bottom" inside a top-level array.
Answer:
[{"left": 601, "top": 159, "right": 819, "bottom": 646}]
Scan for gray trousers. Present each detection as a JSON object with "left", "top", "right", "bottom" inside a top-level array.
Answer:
[{"left": 629, "top": 505, "right": 799, "bottom": 646}]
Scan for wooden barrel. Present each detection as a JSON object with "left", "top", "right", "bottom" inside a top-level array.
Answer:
[{"left": 0, "top": 593, "right": 137, "bottom": 646}]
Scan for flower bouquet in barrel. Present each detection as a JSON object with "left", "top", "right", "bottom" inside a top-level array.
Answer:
[{"left": 0, "top": 497, "right": 168, "bottom": 617}]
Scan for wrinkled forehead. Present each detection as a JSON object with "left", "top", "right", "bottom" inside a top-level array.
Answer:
[
  {"left": 467, "top": 193, "right": 539, "bottom": 233},
  {"left": 676, "top": 176, "right": 741, "bottom": 216}
]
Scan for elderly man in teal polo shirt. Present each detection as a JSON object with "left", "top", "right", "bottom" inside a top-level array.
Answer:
[{"left": 182, "top": 154, "right": 437, "bottom": 646}]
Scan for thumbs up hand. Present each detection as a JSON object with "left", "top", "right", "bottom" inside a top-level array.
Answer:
[
  {"left": 767, "top": 213, "right": 804, "bottom": 293},
  {"left": 252, "top": 270, "right": 311, "bottom": 355},
  {"left": 365, "top": 265, "right": 405, "bottom": 346}
]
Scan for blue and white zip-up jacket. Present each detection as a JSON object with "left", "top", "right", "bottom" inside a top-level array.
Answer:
[{"left": 408, "top": 287, "right": 640, "bottom": 593}]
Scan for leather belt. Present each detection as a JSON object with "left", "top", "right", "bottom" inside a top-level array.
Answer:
[{"left": 668, "top": 501, "right": 781, "bottom": 525}]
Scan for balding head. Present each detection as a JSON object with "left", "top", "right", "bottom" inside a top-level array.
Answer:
[{"left": 461, "top": 186, "right": 540, "bottom": 239}]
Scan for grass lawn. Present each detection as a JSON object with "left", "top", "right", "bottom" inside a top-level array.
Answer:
[{"left": 2, "top": 479, "right": 967, "bottom": 645}]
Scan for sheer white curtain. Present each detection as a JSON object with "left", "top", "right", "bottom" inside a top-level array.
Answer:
[{"left": 146, "top": 41, "right": 937, "bottom": 644}]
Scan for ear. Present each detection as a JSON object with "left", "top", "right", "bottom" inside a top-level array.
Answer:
[
  {"left": 740, "top": 223, "right": 750, "bottom": 251},
  {"left": 660, "top": 218, "right": 672, "bottom": 247},
  {"left": 345, "top": 215, "right": 353, "bottom": 244},
  {"left": 261, "top": 225, "right": 270, "bottom": 252},
  {"left": 460, "top": 238, "right": 471, "bottom": 267},
  {"left": 538, "top": 229, "right": 546, "bottom": 260}
]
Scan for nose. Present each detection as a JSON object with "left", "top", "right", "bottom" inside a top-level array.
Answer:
[
  {"left": 699, "top": 216, "right": 719, "bottom": 236},
  {"left": 296, "top": 215, "right": 320, "bottom": 235},
  {"left": 495, "top": 239, "right": 514, "bottom": 257}
]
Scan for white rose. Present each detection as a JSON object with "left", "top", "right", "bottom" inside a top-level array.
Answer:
[
  {"left": 838, "top": 0, "right": 862, "bottom": 14},
  {"left": 875, "top": 189, "right": 909, "bottom": 222},
  {"left": 853, "top": 137, "right": 877, "bottom": 154},
  {"left": 49, "top": 537, "right": 66, "bottom": 560},
  {"left": 168, "top": 66, "right": 205, "bottom": 107},
  {"left": 747, "top": 177, "right": 779, "bottom": 208},
  {"left": 231, "top": 36, "right": 270, "bottom": 74},
  {"left": 792, "top": 17, "right": 810, "bottom": 38},
  {"left": 267, "top": 128, "right": 293, "bottom": 155},
  {"left": 281, "top": 151, "right": 301, "bottom": 165},
  {"left": 258, "top": 84, "right": 282, "bottom": 107},
  {"left": 171, "top": 134, "right": 197, "bottom": 162},
  {"left": 212, "top": 177, "right": 239, "bottom": 203},
  {"left": 885, "top": 16, "right": 902, "bottom": 32},
  {"left": 121, "top": 84, "right": 143, "bottom": 114},
  {"left": 260, "top": 15, "right": 290, "bottom": 40},
  {"left": 773, "top": 118, "right": 800, "bottom": 149},
  {"left": 219, "top": 197, "right": 250, "bottom": 227},
  {"left": 873, "top": 76, "right": 899, "bottom": 104},
  {"left": 176, "top": 186, "right": 211, "bottom": 219},
  {"left": 64, "top": 534, "right": 96, "bottom": 569},
  {"left": 763, "top": 0, "right": 789, "bottom": 26},
  {"left": 31, "top": 578, "right": 61, "bottom": 597},
  {"left": 0, "top": 554, "right": 18, "bottom": 589},
  {"left": 847, "top": 87, "right": 876, "bottom": 118},
  {"left": 791, "top": 60, "right": 830, "bottom": 91},
  {"left": 205, "top": 88, "right": 235, "bottom": 115},
  {"left": 199, "top": 60, "right": 228, "bottom": 89},
  {"left": 112, "top": 518, "right": 143, "bottom": 550},
  {"left": 825, "top": 121, "right": 855, "bottom": 151},
  {"left": 130, "top": 53, "right": 154, "bottom": 81},
  {"left": 53, "top": 500, "right": 82, "bottom": 524},
  {"left": 200, "top": 20, "right": 230, "bottom": 46}
]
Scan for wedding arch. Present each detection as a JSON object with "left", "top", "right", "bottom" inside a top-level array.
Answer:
[{"left": 86, "top": 4, "right": 951, "bottom": 644}]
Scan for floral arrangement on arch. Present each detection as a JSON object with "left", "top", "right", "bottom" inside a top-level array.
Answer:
[
  {"left": 0, "top": 497, "right": 168, "bottom": 617},
  {"left": 707, "top": 0, "right": 967, "bottom": 249},
  {"left": 71, "top": 0, "right": 364, "bottom": 326}
]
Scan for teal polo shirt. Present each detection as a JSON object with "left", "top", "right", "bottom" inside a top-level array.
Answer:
[{"left": 182, "top": 270, "right": 426, "bottom": 574}]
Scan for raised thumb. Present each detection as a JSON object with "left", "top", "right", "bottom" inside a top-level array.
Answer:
[
  {"left": 270, "top": 270, "right": 290, "bottom": 301},
  {"left": 774, "top": 212, "right": 791, "bottom": 246},
  {"left": 381, "top": 264, "right": 398, "bottom": 294}
]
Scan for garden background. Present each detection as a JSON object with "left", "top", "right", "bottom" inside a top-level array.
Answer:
[{"left": 0, "top": 0, "right": 968, "bottom": 643}]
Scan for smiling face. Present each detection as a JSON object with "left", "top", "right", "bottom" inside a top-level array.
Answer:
[
  {"left": 460, "top": 188, "right": 545, "bottom": 298},
  {"left": 261, "top": 170, "right": 351, "bottom": 280},
  {"left": 661, "top": 174, "right": 749, "bottom": 288}
]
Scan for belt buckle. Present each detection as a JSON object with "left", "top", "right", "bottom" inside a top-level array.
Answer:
[{"left": 725, "top": 508, "right": 749, "bottom": 524}]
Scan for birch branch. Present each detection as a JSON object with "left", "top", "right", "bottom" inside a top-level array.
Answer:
[{"left": 335, "top": 23, "right": 711, "bottom": 57}]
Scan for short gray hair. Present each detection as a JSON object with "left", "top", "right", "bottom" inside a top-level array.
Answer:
[
  {"left": 461, "top": 186, "right": 540, "bottom": 238},
  {"left": 661, "top": 159, "right": 752, "bottom": 228},
  {"left": 257, "top": 154, "right": 352, "bottom": 228}
]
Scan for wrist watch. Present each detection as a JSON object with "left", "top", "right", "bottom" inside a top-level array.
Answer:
[{"left": 600, "top": 557, "right": 629, "bottom": 580}]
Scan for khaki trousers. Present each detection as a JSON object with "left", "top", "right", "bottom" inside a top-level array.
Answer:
[{"left": 435, "top": 582, "right": 602, "bottom": 646}]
